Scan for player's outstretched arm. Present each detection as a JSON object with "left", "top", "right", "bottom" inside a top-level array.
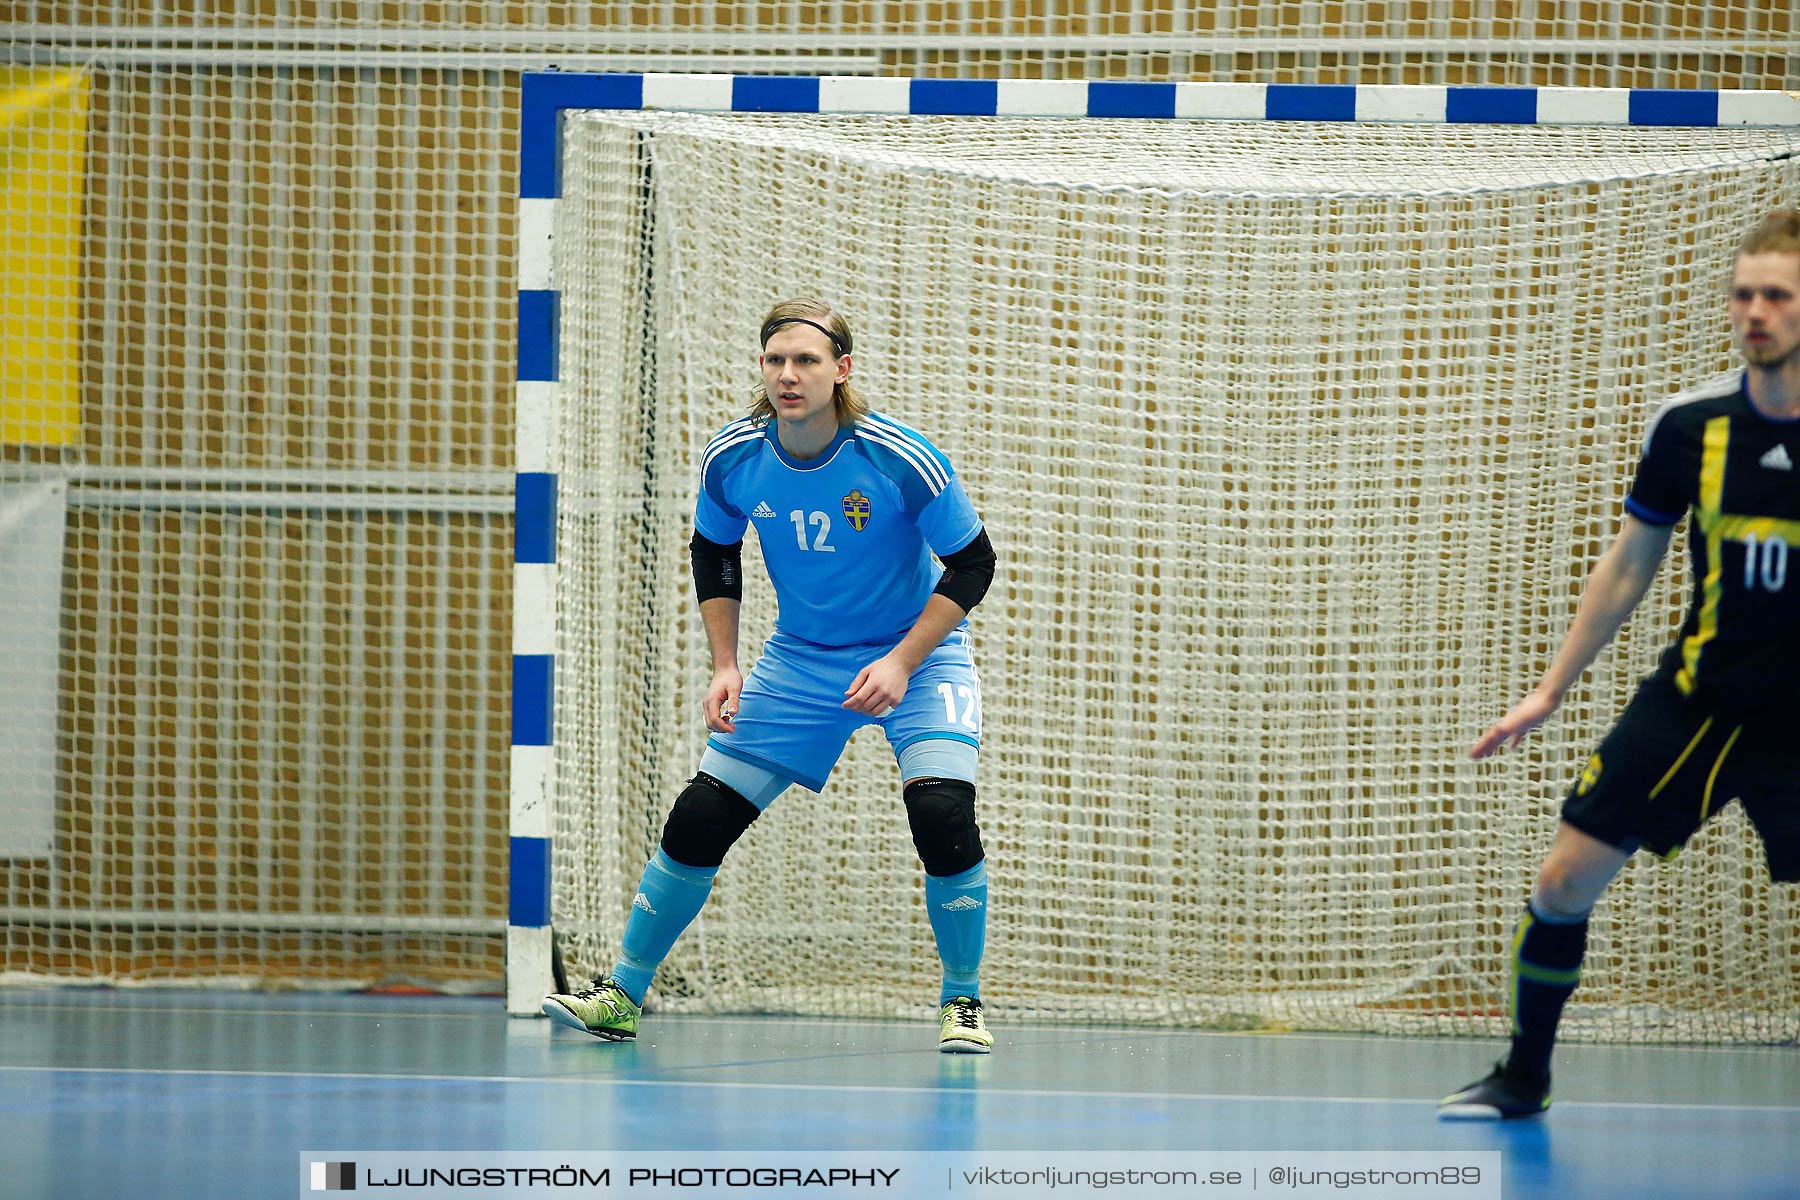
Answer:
[{"left": 1470, "top": 515, "right": 1673, "bottom": 760}]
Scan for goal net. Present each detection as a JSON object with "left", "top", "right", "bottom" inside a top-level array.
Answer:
[{"left": 547, "top": 108, "right": 1800, "bottom": 1041}]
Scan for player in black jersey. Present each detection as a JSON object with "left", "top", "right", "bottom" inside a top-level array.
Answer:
[{"left": 1440, "top": 209, "right": 1800, "bottom": 1120}]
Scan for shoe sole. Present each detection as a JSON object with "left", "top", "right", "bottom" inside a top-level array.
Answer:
[
  {"left": 939, "top": 1038, "right": 992, "bottom": 1054},
  {"left": 542, "top": 998, "right": 636, "bottom": 1042},
  {"left": 1436, "top": 1102, "right": 1545, "bottom": 1121}
]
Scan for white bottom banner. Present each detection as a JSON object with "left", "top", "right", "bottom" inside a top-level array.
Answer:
[{"left": 298, "top": 1150, "right": 1501, "bottom": 1200}]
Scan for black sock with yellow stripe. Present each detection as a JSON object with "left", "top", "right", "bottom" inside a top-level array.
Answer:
[{"left": 1506, "top": 899, "right": 1586, "bottom": 1079}]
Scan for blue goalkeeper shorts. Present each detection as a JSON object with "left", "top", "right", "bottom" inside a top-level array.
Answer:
[{"left": 706, "top": 627, "right": 982, "bottom": 793}]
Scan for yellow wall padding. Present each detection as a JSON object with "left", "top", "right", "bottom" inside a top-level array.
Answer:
[{"left": 2, "top": 66, "right": 89, "bottom": 447}]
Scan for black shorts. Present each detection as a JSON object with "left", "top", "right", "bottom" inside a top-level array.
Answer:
[{"left": 1561, "top": 676, "right": 1800, "bottom": 882}]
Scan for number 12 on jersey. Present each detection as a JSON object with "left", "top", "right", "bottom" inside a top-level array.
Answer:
[{"left": 790, "top": 510, "right": 836, "bottom": 552}]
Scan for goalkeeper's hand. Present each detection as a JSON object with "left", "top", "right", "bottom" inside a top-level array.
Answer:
[
  {"left": 843, "top": 652, "right": 908, "bottom": 717},
  {"left": 704, "top": 666, "right": 743, "bottom": 733}
]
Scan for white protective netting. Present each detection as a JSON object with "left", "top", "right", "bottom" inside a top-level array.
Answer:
[
  {"left": 0, "top": 66, "right": 515, "bottom": 990},
  {"left": 551, "top": 110, "right": 1800, "bottom": 1040},
  {"left": 15, "top": 2, "right": 1798, "bottom": 88},
  {"left": 2, "top": 0, "right": 1795, "bottom": 998}
]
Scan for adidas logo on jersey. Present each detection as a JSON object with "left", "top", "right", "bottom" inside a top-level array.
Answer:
[
  {"left": 751, "top": 501, "right": 777, "bottom": 518},
  {"left": 1759, "top": 444, "right": 1793, "bottom": 471},
  {"left": 632, "top": 892, "right": 657, "bottom": 914},
  {"left": 940, "top": 895, "right": 983, "bottom": 911}
]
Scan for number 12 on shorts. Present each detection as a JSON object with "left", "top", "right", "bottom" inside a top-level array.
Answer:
[{"left": 937, "top": 682, "right": 980, "bottom": 730}]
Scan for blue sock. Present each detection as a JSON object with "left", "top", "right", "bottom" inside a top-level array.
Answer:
[
  {"left": 924, "top": 860, "right": 987, "bottom": 1005},
  {"left": 609, "top": 848, "right": 718, "bottom": 1004}
]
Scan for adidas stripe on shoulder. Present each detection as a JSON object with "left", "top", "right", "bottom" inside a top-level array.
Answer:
[
  {"left": 1640, "top": 370, "right": 1742, "bottom": 451},
  {"left": 702, "top": 417, "right": 761, "bottom": 467},
  {"left": 700, "top": 418, "right": 766, "bottom": 479},
  {"left": 855, "top": 413, "right": 953, "bottom": 498},
  {"left": 697, "top": 418, "right": 767, "bottom": 518}
]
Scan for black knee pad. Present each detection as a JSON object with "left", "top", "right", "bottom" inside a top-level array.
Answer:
[
  {"left": 903, "top": 777, "right": 983, "bottom": 877},
  {"left": 660, "top": 773, "right": 761, "bottom": 869}
]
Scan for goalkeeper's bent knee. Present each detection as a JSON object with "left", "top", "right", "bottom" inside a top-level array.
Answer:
[
  {"left": 660, "top": 772, "right": 761, "bottom": 868},
  {"left": 904, "top": 777, "right": 983, "bottom": 877}
]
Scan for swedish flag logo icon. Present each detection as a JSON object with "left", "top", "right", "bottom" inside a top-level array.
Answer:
[
  {"left": 1576, "top": 754, "right": 1602, "bottom": 796},
  {"left": 842, "top": 489, "right": 871, "bottom": 531}
]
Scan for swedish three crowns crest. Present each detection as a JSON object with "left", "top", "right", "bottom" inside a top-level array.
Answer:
[{"left": 841, "top": 489, "right": 872, "bottom": 532}]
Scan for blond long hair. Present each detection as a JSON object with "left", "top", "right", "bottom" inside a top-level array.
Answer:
[{"left": 749, "top": 298, "right": 871, "bottom": 425}]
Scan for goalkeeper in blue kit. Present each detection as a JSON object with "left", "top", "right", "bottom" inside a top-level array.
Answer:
[{"left": 545, "top": 298, "right": 999, "bottom": 1052}]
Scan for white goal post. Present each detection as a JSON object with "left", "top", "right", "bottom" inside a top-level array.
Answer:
[{"left": 510, "top": 73, "right": 1800, "bottom": 1041}]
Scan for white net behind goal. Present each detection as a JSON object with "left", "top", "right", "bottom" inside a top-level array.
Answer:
[{"left": 551, "top": 111, "right": 1800, "bottom": 1041}]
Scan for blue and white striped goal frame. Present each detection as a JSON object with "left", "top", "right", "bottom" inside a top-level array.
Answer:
[{"left": 506, "top": 71, "right": 1800, "bottom": 1013}]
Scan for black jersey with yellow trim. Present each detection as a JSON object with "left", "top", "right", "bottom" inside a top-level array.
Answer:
[{"left": 1625, "top": 370, "right": 1800, "bottom": 717}]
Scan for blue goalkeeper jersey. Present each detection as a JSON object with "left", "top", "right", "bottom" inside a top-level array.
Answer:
[{"left": 694, "top": 412, "right": 985, "bottom": 648}]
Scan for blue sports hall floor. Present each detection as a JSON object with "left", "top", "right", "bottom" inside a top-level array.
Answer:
[{"left": 0, "top": 989, "right": 1794, "bottom": 1199}]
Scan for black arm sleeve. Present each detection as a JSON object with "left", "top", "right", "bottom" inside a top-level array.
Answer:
[
  {"left": 931, "top": 526, "right": 996, "bottom": 612},
  {"left": 690, "top": 531, "right": 744, "bottom": 603}
]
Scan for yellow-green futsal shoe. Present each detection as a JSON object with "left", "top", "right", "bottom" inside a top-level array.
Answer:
[
  {"left": 542, "top": 976, "right": 641, "bottom": 1041},
  {"left": 938, "top": 996, "right": 993, "bottom": 1053}
]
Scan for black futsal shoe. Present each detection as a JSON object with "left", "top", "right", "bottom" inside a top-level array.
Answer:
[{"left": 1437, "top": 1059, "right": 1550, "bottom": 1120}]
